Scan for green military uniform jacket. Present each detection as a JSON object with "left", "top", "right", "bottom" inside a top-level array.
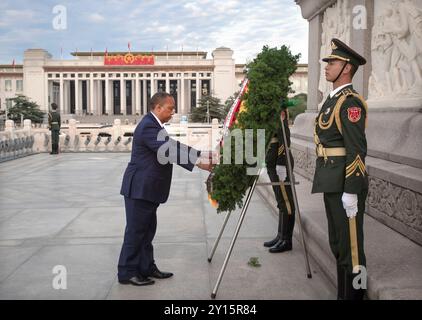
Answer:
[
  {"left": 274, "top": 110, "right": 292, "bottom": 167},
  {"left": 312, "top": 85, "right": 368, "bottom": 194},
  {"left": 48, "top": 111, "right": 61, "bottom": 131}
]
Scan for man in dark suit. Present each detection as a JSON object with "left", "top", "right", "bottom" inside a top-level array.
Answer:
[{"left": 118, "top": 92, "right": 212, "bottom": 286}]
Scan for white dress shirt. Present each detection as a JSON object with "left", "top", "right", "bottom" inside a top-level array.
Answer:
[
  {"left": 150, "top": 111, "right": 202, "bottom": 165},
  {"left": 329, "top": 83, "right": 352, "bottom": 98},
  {"left": 151, "top": 111, "right": 164, "bottom": 128}
]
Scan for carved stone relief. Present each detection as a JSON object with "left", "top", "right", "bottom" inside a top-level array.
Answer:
[
  {"left": 367, "top": 176, "right": 422, "bottom": 233},
  {"left": 369, "top": 0, "right": 422, "bottom": 102}
]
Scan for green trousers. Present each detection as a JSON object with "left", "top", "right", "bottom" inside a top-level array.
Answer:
[
  {"left": 323, "top": 190, "right": 367, "bottom": 299},
  {"left": 266, "top": 142, "right": 295, "bottom": 240},
  {"left": 51, "top": 129, "right": 60, "bottom": 153}
]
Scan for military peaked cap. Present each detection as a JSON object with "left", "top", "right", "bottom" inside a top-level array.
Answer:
[{"left": 322, "top": 38, "right": 366, "bottom": 67}]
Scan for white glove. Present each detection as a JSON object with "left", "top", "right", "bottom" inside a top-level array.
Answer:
[
  {"left": 341, "top": 192, "right": 358, "bottom": 218},
  {"left": 276, "top": 165, "right": 287, "bottom": 181}
]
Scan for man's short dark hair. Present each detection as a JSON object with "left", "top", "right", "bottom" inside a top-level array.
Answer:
[
  {"left": 149, "top": 92, "right": 172, "bottom": 110},
  {"left": 51, "top": 103, "right": 58, "bottom": 110}
]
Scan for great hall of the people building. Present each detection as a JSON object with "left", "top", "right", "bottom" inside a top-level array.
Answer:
[{"left": 0, "top": 47, "right": 307, "bottom": 117}]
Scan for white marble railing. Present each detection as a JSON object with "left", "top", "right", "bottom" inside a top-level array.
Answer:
[
  {"left": 0, "top": 118, "right": 222, "bottom": 161},
  {"left": 0, "top": 120, "right": 35, "bottom": 162}
]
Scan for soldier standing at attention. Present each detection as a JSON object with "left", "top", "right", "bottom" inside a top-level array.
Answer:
[
  {"left": 312, "top": 38, "right": 368, "bottom": 300},
  {"left": 48, "top": 103, "right": 61, "bottom": 154},
  {"left": 264, "top": 102, "right": 295, "bottom": 253}
]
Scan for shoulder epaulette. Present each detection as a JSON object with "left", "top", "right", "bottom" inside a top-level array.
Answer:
[
  {"left": 318, "top": 89, "right": 368, "bottom": 134},
  {"left": 333, "top": 91, "right": 368, "bottom": 135}
]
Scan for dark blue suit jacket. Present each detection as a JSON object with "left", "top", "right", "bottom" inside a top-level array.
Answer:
[{"left": 120, "top": 112, "right": 200, "bottom": 203}]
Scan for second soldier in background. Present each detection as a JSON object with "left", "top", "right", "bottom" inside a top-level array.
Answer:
[
  {"left": 264, "top": 101, "right": 295, "bottom": 253},
  {"left": 48, "top": 102, "right": 61, "bottom": 155}
]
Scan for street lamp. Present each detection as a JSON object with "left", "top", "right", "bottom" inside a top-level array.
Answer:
[
  {"left": 206, "top": 100, "right": 210, "bottom": 124},
  {"left": 5, "top": 99, "right": 9, "bottom": 120}
]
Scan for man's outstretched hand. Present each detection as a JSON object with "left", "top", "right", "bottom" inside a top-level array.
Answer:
[
  {"left": 196, "top": 151, "right": 218, "bottom": 172},
  {"left": 196, "top": 159, "right": 214, "bottom": 172}
]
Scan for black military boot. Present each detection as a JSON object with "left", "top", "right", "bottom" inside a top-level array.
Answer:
[
  {"left": 263, "top": 236, "right": 280, "bottom": 248},
  {"left": 269, "top": 239, "right": 292, "bottom": 253},
  {"left": 344, "top": 272, "right": 365, "bottom": 300},
  {"left": 264, "top": 208, "right": 283, "bottom": 247}
]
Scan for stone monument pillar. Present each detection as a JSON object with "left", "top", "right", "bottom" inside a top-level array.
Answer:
[
  {"left": 295, "top": 0, "right": 422, "bottom": 245},
  {"left": 294, "top": 0, "right": 422, "bottom": 300}
]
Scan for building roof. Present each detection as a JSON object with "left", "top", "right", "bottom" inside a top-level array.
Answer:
[
  {"left": 0, "top": 64, "right": 23, "bottom": 68},
  {"left": 71, "top": 51, "right": 208, "bottom": 59}
]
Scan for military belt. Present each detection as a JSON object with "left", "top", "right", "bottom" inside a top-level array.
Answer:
[
  {"left": 51, "top": 122, "right": 59, "bottom": 124},
  {"left": 316, "top": 145, "right": 346, "bottom": 158}
]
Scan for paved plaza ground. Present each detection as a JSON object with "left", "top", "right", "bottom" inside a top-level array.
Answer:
[{"left": 0, "top": 153, "right": 335, "bottom": 299}]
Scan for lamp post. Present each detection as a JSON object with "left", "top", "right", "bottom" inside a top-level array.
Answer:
[
  {"left": 206, "top": 100, "right": 210, "bottom": 124},
  {"left": 5, "top": 99, "right": 9, "bottom": 120}
]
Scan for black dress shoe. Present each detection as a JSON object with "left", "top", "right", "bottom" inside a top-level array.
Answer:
[
  {"left": 269, "top": 239, "right": 292, "bottom": 253},
  {"left": 149, "top": 268, "right": 174, "bottom": 279},
  {"left": 118, "top": 276, "right": 155, "bottom": 286},
  {"left": 263, "top": 236, "right": 280, "bottom": 248}
]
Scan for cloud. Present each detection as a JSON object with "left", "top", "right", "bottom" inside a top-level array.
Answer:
[
  {"left": 0, "top": 0, "right": 309, "bottom": 63},
  {"left": 4, "top": 9, "right": 35, "bottom": 20},
  {"left": 183, "top": 2, "right": 209, "bottom": 17},
  {"left": 0, "top": 8, "right": 42, "bottom": 28},
  {"left": 87, "top": 13, "right": 105, "bottom": 23}
]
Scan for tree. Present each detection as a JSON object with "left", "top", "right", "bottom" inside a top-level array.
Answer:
[
  {"left": 288, "top": 93, "right": 307, "bottom": 123},
  {"left": 7, "top": 95, "right": 45, "bottom": 124},
  {"left": 210, "top": 45, "right": 300, "bottom": 213},
  {"left": 189, "top": 95, "right": 226, "bottom": 123}
]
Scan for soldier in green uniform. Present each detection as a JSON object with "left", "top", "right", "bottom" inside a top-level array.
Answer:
[
  {"left": 264, "top": 103, "right": 295, "bottom": 253},
  {"left": 312, "top": 38, "right": 368, "bottom": 300},
  {"left": 48, "top": 103, "right": 61, "bottom": 154}
]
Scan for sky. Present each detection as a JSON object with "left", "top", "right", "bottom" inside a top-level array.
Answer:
[{"left": 0, "top": 0, "right": 308, "bottom": 65}]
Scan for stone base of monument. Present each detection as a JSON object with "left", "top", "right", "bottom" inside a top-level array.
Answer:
[{"left": 256, "top": 107, "right": 422, "bottom": 299}]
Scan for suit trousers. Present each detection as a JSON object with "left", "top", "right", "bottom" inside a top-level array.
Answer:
[{"left": 118, "top": 197, "right": 159, "bottom": 280}]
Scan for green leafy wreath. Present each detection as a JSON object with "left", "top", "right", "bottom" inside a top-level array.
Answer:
[{"left": 209, "top": 45, "right": 300, "bottom": 213}]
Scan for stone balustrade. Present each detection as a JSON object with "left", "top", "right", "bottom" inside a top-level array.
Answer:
[
  {"left": 0, "top": 120, "right": 35, "bottom": 162},
  {"left": 0, "top": 118, "right": 222, "bottom": 162}
]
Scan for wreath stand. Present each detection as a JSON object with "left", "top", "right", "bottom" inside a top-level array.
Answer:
[{"left": 208, "top": 115, "right": 312, "bottom": 299}]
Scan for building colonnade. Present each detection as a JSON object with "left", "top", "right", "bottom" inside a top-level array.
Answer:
[{"left": 46, "top": 71, "right": 213, "bottom": 115}]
